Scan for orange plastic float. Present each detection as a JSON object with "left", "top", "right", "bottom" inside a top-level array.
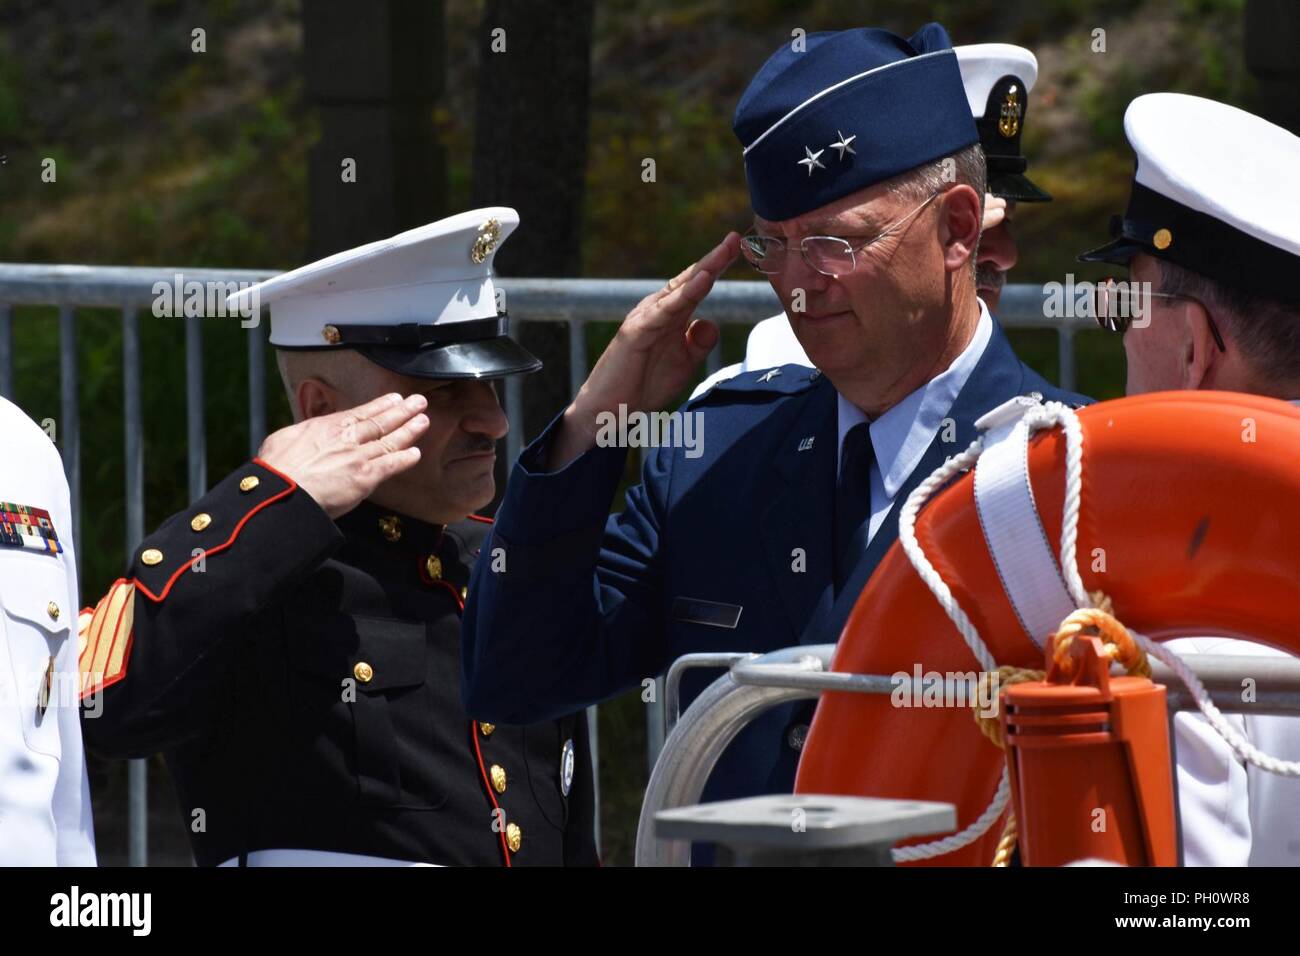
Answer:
[{"left": 794, "top": 391, "right": 1300, "bottom": 865}]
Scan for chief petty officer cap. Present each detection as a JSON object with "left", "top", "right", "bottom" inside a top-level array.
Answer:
[
  {"left": 226, "top": 206, "right": 541, "bottom": 379},
  {"left": 955, "top": 43, "right": 1050, "bottom": 203},
  {"left": 1079, "top": 93, "right": 1300, "bottom": 309},
  {"left": 734, "top": 23, "right": 978, "bottom": 222}
]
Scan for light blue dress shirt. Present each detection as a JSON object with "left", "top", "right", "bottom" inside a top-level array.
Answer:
[{"left": 836, "top": 299, "right": 993, "bottom": 547}]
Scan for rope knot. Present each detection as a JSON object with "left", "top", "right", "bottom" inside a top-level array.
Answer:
[{"left": 1050, "top": 593, "right": 1150, "bottom": 680}]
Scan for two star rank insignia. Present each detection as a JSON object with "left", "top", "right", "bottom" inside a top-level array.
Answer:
[
  {"left": 0, "top": 503, "right": 63, "bottom": 555},
  {"left": 799, "top": 130, "right": 857, "bottom": 176}
]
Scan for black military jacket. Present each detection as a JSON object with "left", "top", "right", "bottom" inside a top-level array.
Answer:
[{"left": 78, "top": 459, "right": 597, "bottom": 867}]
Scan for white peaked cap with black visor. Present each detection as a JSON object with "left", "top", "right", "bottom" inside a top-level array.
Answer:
[{"left": 226, "top": 207, "right": 540, "bottom": 379}]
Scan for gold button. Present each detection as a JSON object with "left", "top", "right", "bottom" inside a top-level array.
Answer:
[
  {"left": 46, "top": 602, "right": 60, "bottom": 621},
  {"left": 239, "top": 476, "right": 260, "bottom": 493},
  {"left": 191, "top": 512, "right": 212, "bottom": 532},
  {"left": 490, "top": 764, "right": 507, "bottom": 793},
  {"left": 425, "top": 555, "right": 442, "bottom": 580},
  {"left": 322, "top": 324, "right": 341, "bottom": 344},
  {"left": 141, "top": 548, "right": 163, "bottom": 566},
  {"left": 378, "top": 515, "right": 402, "bottom": 542},
  {"left": 505, "top": 822, "right": 522, "bottom": 853},
  {"left": 460, "top": 586, "right": 468, "bottom": 601},
  {"left": 353, "top": 661, "right": 374, "bottom": 683},
  {"left": 480, "top": 722, "right": 495, "bottom": 737},
  {"left": 1153, "top": 228, "right": 1173, "bottom": 250}
]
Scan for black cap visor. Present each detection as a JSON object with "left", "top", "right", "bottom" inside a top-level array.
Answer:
[
  {"left": 358, "top": 335, "right": 542, "bottom": 380},
  {"left": 1078, "top": 213, "right": 1146, "bottom": 265},
  {"left": 988, "top": 170, "right": 1052, "bottom": 203}
]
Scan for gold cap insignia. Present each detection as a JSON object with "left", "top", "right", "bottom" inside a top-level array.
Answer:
[
  {"left": 998, "top": 85, "right": 1022, "bottom": 139},
  {"left": 1153, "top": 228, "right": 1173, "bottom": 250},
  {"left": 471, "top": 218, "right": 502, "bottom": 264}
]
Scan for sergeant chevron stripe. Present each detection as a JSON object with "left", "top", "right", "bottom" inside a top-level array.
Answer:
[{"left": 78, "top": 579, "right": 136, "bottom": 699}]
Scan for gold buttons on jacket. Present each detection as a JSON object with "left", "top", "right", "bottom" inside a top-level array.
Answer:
[
  {"left": 46, "top": 602, "right": 60, "bottom": 621},
  {"left": 353, "top": 661, "right": 374, "bottom": 683},
  {"left": 480, "top": 722, "right": 495, "bottom": 737},
  {"left": 191, "top": 513, "right": 212, "bottom": 532},
  {"left": 322, "top": 324, "right": 341, "bottom": 344},
  {"left": 425, "top": 554, "right": 442, "bottom": 580},
  {"left": 505, "top": 823, "right": 522, "bottom": 853},
  {"left": 460, "top": 586, "right": 468, "bottom": 601},
  {"left": 1153, "top": 228, "right": 1173, "bottom": 250},
  {"left": 378, "top": 515, "right": 402, "bottom": 542},
  {"left": 141, "top": 548, "right": 163, "bottom": 566},
  {"left": 239, "top": 476, "right": 260, "bottom": 493},
  {"left": 490, "top": 764, "right": 507, "bottom": 793}
]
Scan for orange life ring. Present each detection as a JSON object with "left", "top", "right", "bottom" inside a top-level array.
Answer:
[{"left": 794, "top": 391, "right": 1300, "bottom": 865}]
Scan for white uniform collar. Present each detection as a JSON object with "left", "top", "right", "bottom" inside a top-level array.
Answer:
[{"left": 836, "top": 300, "right": 993, "bottom": 499}]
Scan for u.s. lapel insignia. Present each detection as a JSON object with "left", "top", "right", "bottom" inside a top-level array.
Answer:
[
  {"left": 0, "top": 502, "right": 63, "bottom": 555},
  {"left": 999, "top": 85, "right": 1022, "bottom": 138},
  {"left": 471, "top": 218, "right": 502, "bottom": 264},
  {"left": 797, "top": 436, "right": 815, "bottom": 452}
]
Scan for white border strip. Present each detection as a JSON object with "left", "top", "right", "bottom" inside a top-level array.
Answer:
[{"left": 742, "top": 50, "right": 954, "bottom": 156}]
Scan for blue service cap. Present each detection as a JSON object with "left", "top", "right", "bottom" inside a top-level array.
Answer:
[{"left": 734, "top": 23, "right": 978, "bottom": 222}]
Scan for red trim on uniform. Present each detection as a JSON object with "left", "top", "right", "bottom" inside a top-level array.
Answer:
[
  {"left": 471, "top": 720, "right": 513, "bottom": 867},
  {"left": 135, "top": 459, "right": 299, "bottom": 603},
  {"left": 466, "top": 513, "right": 494, "bottom": 524},
  {"left": 81, "top": 657, "right": 130, "bottom": 700},
  {"left": 430, "top": 578, "right": 465, "bottom": 612}
]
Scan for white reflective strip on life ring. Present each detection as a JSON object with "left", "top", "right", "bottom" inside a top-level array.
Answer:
[{"left": 973, "top": 415, "right": 1077, "bottom": 648}]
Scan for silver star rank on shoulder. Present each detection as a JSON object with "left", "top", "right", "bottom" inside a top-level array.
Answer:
[
  {"left": 758, "top": 368, "right": 782, "bottom": 383},
  {"left": 798, "top": 146, "right": 825, "bottom": 176},
  {"left": 829, "top": 130, "right": 857, "bottom": 160}
]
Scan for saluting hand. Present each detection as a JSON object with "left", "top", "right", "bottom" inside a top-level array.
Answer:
[
  {"left": 548, "top": 232, "right": 740, "bottom": 469},
  {"left": 257, "top": 392, "right": 430, "bottom": 519}
]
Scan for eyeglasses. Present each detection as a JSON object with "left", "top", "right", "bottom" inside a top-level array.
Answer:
[
  {"left": 740, "top": 191, "right": 941, "bottom": 278},
  {"left": 1093, "top": 277, "right": 1226, "bottom": 353}
]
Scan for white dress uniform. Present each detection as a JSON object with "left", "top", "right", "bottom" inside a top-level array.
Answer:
[
  {"left": 0, "top": 396, "right": 96, "bottom": 865},
  {"left": 1077, "top": 94, "right": 1300, "bottom": 866}
]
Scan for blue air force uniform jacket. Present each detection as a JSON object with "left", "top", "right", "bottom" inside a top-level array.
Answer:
[
  {"left": 79, "top": 462, "right": 597, "bottom": 866},
  {"left": 462, "top": 317, "right": 1090, "bottom": 810}
]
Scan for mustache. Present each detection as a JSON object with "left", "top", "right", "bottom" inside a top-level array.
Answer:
[
  {"left": 975, "top": 265, "right": 1006, "bottom": 293},
  {"left": 447, "top": 437, "right": 497, "bottom": 459}
]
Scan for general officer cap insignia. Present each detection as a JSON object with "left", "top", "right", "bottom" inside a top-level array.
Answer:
[
  {"left": 1079, "top": 93, "right": 1300, "bottom": 310},
  {"left": 226, "top": 207, "right": 541, "bottom": 379},
  {"left": 733, "top": 23, "right": 977, "bottom": 222},
  {"left": 955, "top": 43, "right": 1051, "bottom": 203}
]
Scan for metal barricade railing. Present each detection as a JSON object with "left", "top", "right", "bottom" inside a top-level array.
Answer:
[
  {"left": 637, "top": 645, "right": 1300, "bottom": 867},
  {"left": 0, "top": 263, "right": 1092, "bottom": 864}
]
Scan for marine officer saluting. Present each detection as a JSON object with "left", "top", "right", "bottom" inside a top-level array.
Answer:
[
  {"left": 79, "top": 208, "right": 597, "bottom": 866},
  {"left": 0, "top": 397, "right": 97, "bottom": 865}
]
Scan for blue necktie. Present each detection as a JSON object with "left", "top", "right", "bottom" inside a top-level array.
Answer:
[{"left": 833, "top": 422, "right": 874, "bottom": 596}]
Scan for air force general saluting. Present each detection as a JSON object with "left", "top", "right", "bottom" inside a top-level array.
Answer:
[{"left": 462, "top": 24, "right": 1088, "bottom": 840}]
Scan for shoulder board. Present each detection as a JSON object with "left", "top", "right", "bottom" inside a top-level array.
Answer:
[{"left": 688, "top": 364, "right": 823, "bottom": 405}]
